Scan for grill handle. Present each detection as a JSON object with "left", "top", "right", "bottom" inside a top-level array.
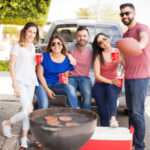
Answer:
[{"left": 41, "top": 125, "right": 62, "bottom": 132}]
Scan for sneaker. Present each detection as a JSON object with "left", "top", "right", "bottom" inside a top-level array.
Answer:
[
  {"left": 2, "top": 120, "right": 11, "bottom": 137},
  {"left": 110, "top": 120, "right": 119, "bottom": 128},
  {"left": 21, "top": 136, "right": 28, "bottom": 148}
]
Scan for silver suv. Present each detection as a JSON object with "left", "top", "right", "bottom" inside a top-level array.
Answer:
[{"left": 40, "top": 19, "right": 123, "bottom": 49}]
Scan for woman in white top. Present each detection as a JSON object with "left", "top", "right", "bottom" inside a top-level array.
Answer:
[{"left": 2, "top": 22, "right": 39, "bottom": 148}]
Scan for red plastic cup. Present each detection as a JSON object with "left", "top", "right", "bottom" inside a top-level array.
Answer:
[
  {"left": 35, "top": 53, "right": 42, "bottom": 64},
  {"left": 116, "top": 77, "right": 123, "bottom": 87},
  {"left": 112, "top": 51, "right": 119, "bottom": 61},
  {"left": 59, "top": 73, "right": 67, "bottom": 83}
]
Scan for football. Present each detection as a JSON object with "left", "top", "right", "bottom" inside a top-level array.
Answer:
[{"left": 116, "top": 38, "right": 142, "bottom": 56}]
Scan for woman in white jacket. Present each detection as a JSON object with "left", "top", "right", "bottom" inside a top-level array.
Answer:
[{"left": 2, "top": 22, "right": 40, "bottom": 149}]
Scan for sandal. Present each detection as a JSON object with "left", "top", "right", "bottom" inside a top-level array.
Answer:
[{"left": 35, "top": 141, "right": 43, "bottom": 150}]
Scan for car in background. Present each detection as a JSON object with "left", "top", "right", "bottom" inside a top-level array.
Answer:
[{"left": 40, "top": 19, "right": 123, "bottom": 49}]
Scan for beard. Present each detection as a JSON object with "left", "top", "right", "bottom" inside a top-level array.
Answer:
[
  {"left": 122, "top": 17, "right": 134, "bottom": 26},
  {"left": 77, "top": 40, "right": 87, "bottom": 47}
]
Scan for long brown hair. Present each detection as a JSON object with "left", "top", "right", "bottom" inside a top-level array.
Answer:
[
  {"left": 44, "top": 35, "right": 68, "bottom": 56},
  {"left": 92, "top": 33, "right": 109, "bottom": 65},
  {"left": 19, "top": 22, "right": 40, "bottom": 47}
]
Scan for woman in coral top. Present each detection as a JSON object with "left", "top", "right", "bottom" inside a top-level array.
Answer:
[{"left": 92, "top": 33, "right": 125, "bottom": 127}]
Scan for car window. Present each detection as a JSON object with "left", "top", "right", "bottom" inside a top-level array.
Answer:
[
  {"left": 51, "top": 24, "right": 77, "bottom": 43},
  {"left": 44, "top": 23, "right": 122, "bottom": 47},
  {"left": 84, "top": 25, "right": 122, "bottom": 44}
]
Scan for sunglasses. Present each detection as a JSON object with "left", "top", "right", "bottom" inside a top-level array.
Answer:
[
  {"left": 98, "top": 37, "right": 107, "bottom": 45},
  {"left": 51, "top": 42, "right": 62, "bottom": 47},
  {"left": 120, "top": 11, "right": 133, "bottom": 17}
]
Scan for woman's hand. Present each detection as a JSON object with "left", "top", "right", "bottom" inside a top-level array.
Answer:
[
  {"left": 111, "top": 79, "right": 120, "bottom": 87},
  {"left": 47, "top": 89, "right": 56, "bottom": 99},
  {"left": 68, "top": 54, "right": 76, "bottom": 66},
  {"left": 13, "top": 82, "right": 20, "bottom": 97}
]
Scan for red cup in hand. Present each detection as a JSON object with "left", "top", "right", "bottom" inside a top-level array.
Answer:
[
  {"left": 59, "top": 73, "right": 67, "bottom": 83},
  {"left": 112, "top": 51, "right": 119, "bottom": 61},
  {"left": 35, "top": 53, "right": 42, "bottom": 64},
  {"left": 116, "top": 77, "right": 123, "bottom": 87}
]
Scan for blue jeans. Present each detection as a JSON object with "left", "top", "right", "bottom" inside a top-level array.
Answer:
[
  {"left": 92, "top": 82, "right": 121, "bottom": 126},
  {"left": 35, "top": 83, "right": 78, "bottom": 109},
  {"left": 69, "top": 76, "right": 92, "bottom": 110},
  {"left": 125, "top": 78, "right": 149, "bottom": 150}
]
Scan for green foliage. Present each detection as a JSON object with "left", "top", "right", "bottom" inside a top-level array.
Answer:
[
  {"left": 77, "top": 8, "right": 96, "bottom": 20},
  {"left": 3, "top": 26, "right": 19, "bottom": 35},
  {"left": 0, "top": 61, "right": 9, "bottom": 71},
  {"left": 0, "top": 0, "right": 51, "bottom": 25},
  {"left": 76, "top": 3, "right": 120, "bottom": 22},
  {"left": 100, "top": 7, "right": 120, "bottom": 22}
]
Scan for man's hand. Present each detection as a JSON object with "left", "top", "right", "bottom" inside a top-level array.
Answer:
[{"left": 68, "top": 54, "right": 76, "bottom": 66}]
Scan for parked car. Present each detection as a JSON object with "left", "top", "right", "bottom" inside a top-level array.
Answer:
[
  {"left": 38, "top": 19, "right": 127, "bottom": 112},
  {"left": 40, "top": 19, "right": 123, "bottom": 49}
]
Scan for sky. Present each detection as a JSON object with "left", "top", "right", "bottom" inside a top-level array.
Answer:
[{"left": 47, "top": 0, "right": 150, "bottom": 26}]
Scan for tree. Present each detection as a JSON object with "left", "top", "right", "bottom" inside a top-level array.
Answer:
[
  {"left": 76, "top": 3, "right": 120, "bottom": 22},
  {"left": 98, "top": 7, "right": 120, "bottom": 22},
  {"left": 0, "top": 0, "right": 51, "bottom": 25},
  {"left": 76, "top": 8, "right": 96, "bottom": 20}
]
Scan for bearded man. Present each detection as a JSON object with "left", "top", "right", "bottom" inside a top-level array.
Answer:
[
  {"left": 120, "top": 3, "right": 150, "bottom": 150},
  {"left": 67, "top": 26, "right": 92, "bottom": 110}
]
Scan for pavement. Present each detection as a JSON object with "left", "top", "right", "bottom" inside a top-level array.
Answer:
[
  {"left": 0, "top": 71, "right": 150, "bottom": 150},
  {"left": 0, "top": 71, "right": 21, "bottom": 150}
]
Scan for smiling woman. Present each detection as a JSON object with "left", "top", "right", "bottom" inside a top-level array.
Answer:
[
  {"left": 35, "top": 34, "right": 79, "bottom": 110},
  {"left": 1, "top": 22, "right": 40, "bottom": 149}
]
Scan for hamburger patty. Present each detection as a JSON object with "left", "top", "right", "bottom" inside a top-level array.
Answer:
[{"left": 59, "top": 116, "right": 72, "bottom": 122}]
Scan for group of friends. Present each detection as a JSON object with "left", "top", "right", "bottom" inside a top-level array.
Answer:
[{"left": 1, "top": 3, "right": 150, "bottom": 150}]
